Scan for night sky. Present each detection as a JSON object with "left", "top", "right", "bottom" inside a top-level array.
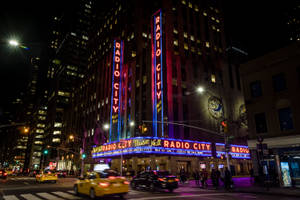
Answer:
[{"left": 0, "top": 1, "right": 293, "bottom": 112}]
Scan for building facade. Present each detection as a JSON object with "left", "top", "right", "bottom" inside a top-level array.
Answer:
[
  {"left": 240, "top": 42, "right": 300, "bottom": 187},
  {"left": 71, "top": 0, "right": 251, "bottom": 176}
]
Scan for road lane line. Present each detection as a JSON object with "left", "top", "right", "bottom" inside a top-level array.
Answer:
[
  {"left": 36, "top": 192, "right": 64, "bottom": 200},
  {"left": 3, "top": 195, "right": 19, "bottom": 200},
  {"left": 128, "top": 193, "right": 230, "bottom": 200},
  {"left": 52, "top": 191, "right": 81, "bottom": 199},
  {"left": 21, "top": 194, "right": 43, "bottom": 200},
  {"left": 24, "top": 182, "right": 29, "bottom": 185}
]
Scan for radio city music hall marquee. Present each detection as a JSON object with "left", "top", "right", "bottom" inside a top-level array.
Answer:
[{"left": 92, "top": 137, "right": 212, "bottom": 158}]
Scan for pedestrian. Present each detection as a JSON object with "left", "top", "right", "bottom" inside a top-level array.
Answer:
[
  {"left": 193, "top": 170, "right": 200, "bottom": 186},
  {"left": 250, "top": 168, "right": 254, "bottom": 184},
  {"left": 200, "top": 169, "right": 208, "bottom": 188},
  {"left": 215, "top": 168, "right": 221, "bottom": 189},
  {"left": 180, "top": 168, "right": 186, "bottom": 184},
  {"left": 224, "top": 167, "right": 232, "bottom": 190},
  {"left": 211, "top": 169, "right": 217, "bottom": 189}
]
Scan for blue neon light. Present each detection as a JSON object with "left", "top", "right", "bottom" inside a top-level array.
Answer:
[
  {"left": 109, "top": 40, "right": 116, "bottom": 142},
  {"left": 160, "top": 10, "right": 164, "bottom": 137}
]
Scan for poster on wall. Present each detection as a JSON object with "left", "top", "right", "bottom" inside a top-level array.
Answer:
[{"left": 280, "top": 162, "right": 292, "bottom": 187}]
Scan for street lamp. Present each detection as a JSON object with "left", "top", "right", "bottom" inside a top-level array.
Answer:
[
  {"left": 197, "top": 86, "right": 205, "bottom": 94},
  {"left": 129, "top": 121, "right": 135, "bottom": 127},
  {"left": 103, "top": 123, "right": 110, "bottom": 130},
  {"left": 9, "top": 39, "right": 19, "bottom": 46}
]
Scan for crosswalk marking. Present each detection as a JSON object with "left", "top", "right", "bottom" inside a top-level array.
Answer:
[
  {"left": 67, "top": 190, "right": 75, "bottom": 194},
  {"left": 3, "top": 195, "right": 19, "bottom": 200},
  {"left": 36, "top": 192, "right": 64, "bottom": 200},
  {"left": 52, "top": 192, "right": 81, "bottom": 199},
  {"left": 20, "top": 194, "right": 42, "bottom": 200}
]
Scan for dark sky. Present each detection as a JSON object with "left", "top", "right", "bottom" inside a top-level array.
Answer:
[{"left": 0, "top": 0, "right": 293, "bottom": 111}]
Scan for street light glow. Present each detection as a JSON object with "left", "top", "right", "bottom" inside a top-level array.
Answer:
[
  {"left": 129, "top": 121, "right": 135, "bottom": 127},
  {"left": 9, "top": 40, "right": 19, "bottom": 46},
  {"left": 197, "top": 86, "right": 205, "bottom": 94},
  {"left": 69, "top": 135, "right": 74, "bottom": 140},
  {"left": 103, "top": 123, "right": 110, "bottom": 130}
]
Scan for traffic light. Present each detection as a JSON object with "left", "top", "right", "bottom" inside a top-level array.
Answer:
[
  {"left": 142, "top": 124, "right": 148, "bottom": 133},
  {"left": 221, "top": 120, "right": 228, "bottom": 133},
  {"left": 82, "top": 153, "right": 86, "bottom": 159},
  {"left": 43, "top": 149, "right": 48, "bottom": 155}
]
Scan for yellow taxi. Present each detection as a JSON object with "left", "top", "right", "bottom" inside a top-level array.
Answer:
[
  {"left": 36, "top": 170, "right": 58, "bottom": 183},
  {"left": 74, "top": 169, "right": 129, "bottom": 199}
]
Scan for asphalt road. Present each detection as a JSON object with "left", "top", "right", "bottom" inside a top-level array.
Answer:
[{"left": 0, "top": 177, "right": 298, "bottom": 200}]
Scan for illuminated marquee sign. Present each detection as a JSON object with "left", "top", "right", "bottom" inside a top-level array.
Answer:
[
  {"left": 92, "top": 137, "right": 212, "bottom": 158},
  {"left": 215, "top": 143, "right": 250, "bottom": 159},
  {"left": 109, "top": 40, "right": 124, "bottom": 142},
  {"left": 152, "top": 9, "right": 164, "bottom": 137}
]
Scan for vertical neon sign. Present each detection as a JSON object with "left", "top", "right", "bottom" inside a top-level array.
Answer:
[
  {"left": 152, "top": 10, "right": 163, "bottom": 137},
  {"left": 110, "top": 40, "right": 123, "bottom": 142}
]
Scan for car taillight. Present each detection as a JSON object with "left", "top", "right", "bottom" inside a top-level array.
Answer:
[
  {"left": 99, "top": 182, "right": 110, "bottom": 188},
  {"left": 175, "top": 178, "right": 179, "bottom": 182},
  {"left": 55, "top": 174, "right": 58, "bottom": 177},
  {"left": 4, "top": 173, "right": 7, "bottom": 176},
  {"left": 108, "top": 176, "right": 116, "bottom": 180},
  {"left": 158, "top": 178, "right": 166, "bottom": 182},
  {"left": 123, "top": 181, "right": 130, "bottom": 185}
]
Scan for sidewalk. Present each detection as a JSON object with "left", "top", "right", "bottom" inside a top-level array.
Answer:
[{"left": 179, "top": 177, "right": 300, "bottom": 197}]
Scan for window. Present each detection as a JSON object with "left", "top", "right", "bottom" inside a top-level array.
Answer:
[
  {"left": 250, "top": 81, "right": 262, "bottom": 97},
  {"left": 254, "top": 113, "right": 268, "bottom": 133},
  {"left": 278, "top": 107, "right": 294, "bottom": 131},
  {"left": 272, "top": 73, "right": 286, "bottom": 92}
]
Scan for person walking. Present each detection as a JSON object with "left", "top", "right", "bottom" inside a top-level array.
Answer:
[
  {"left": 224, "top": 167, "right": 232, "bottom": 191},
  {"left": 193, "top": 170, "right": 200, "bottom": 186},
  {"left": 180, "top": 168, "right": 186, "bottom": 184},
  {"left": 200, "top": 169, "right": 208, "bottom": 188},
  {"left": 211, "top": 169, "right": 217, "bottom": 189}
]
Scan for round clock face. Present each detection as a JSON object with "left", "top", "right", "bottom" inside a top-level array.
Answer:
[{"left": 208, "top": 96, "right": 223, "bottom": 119}]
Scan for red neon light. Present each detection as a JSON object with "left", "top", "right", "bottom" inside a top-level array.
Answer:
[
  {"left": 231, "top": 146, "right": 249, "bottom": 154},
  {"left": 155, "top": 15, "right": 162, "bottom": 101},
  {"left": 112, "top": 41, "right": 121, "bottom": 115}
]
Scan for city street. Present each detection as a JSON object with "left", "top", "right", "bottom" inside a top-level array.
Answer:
[{"left": 1, "top": 177, "right": 299, "bottom": 200}]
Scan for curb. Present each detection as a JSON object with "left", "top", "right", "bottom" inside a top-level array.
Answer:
[{"left": 232, "top": 189, "right": 300, "bottom": 198}]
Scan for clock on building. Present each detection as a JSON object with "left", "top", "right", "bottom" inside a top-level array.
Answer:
[{"left": 208, "top": 96, "right": 223, "bottom": 119}]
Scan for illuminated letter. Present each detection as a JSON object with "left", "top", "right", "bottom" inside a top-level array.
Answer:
[
  {"left": 113, "top": 143, "right": 116, "bottom": 150},
  {"left": 170, "top": 141, "right": 175, "bottom": 148},
  {"left": 114, "top": 83, "right": 119, "bottom": 90},
  {"left": 163, "top": 140, "right": 169, "bottom": 148},
  {"left": 114, "top": 70, "right": 120, "bottom": 77},
  {"left": 115, "top": 49, "right": 120, "bottom": 56},
  {"left": 116, "top": 42, "right": 121, "bottom": 48},
  {"left": 127, "top": 140, "right": 132, "bottom": 147},
  {"left": 156, "top": 64, "right": 161, "bottom": 71},
  {"left": 113, "top": 98, "right": 118, "bottom": 104},
  {"left": 184, "top": 142, "right": 190, "bottom": 149},
  {"left": 157, "top": 82, "right": 161, "bottom": 90},
  {"left": 193, "top": 143, "right": 198, "bottom": 150},
  {"left": 115, "top": 63, "right": 119, "bottom": 70},
  {"left": 156, "top": 24, "right": 160, "bottom": 32},
  {"left": 156, "top": 49, "right": 161, "bottom": 56},
  {"left": 156, "top": 16, "right": 160, "bottom": 24},
  {"left": 156, "top": 32, "right": 160, "bottom": 40},
  {"left": 157, "top": 91, "right": 161, "bottom": 99},
  {"left": 206, "top": 144, "right": 210, "bottom": 150},
  {"left": 115, "top": 56, "right": 120, "bottom": 62},
  {"left": 201, "top": 143, "right": 205, "bottom": 150},
  {"left": 114, "top": 90, "right": 118, "bottom": 97},
  {"left": 232, "top": 147, "right": 235, "bottom": 152},
  {"left": 113, "top": 106, "right": 119, "bottom": 112},
  {"left": 156, "top": 40, "right": 160, "bottom": 48},
  {"left": 176, "top": 142, "right": 181, "bottom": 148}
]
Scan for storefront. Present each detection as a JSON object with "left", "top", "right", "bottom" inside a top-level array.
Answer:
[{"left": 92, "top": 137, "right": 251, "bottom": 177}]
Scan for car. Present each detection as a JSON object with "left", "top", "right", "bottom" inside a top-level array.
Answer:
[
  {"left": 73, "top": 169, "right": 129, "bottom": 199},
  {"left": 56, "top": 170, "right": 67, "bottom": 178},
  {"left": 130, "top": 170, "right": 179, "bottom": 192},
  {"left": 36, "top": 170, "right": 58, "bottom": 183},
  {"left": 0, "top": 170, "right": 8, "bottom": 179}
]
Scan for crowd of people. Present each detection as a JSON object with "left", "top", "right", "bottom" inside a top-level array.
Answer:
[{"left": 180, "top": 167, "right": 233, "bottom": 190}]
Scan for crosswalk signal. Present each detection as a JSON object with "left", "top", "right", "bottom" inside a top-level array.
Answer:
[{"left": 82, "top": 153, "right": 86, "bottom": 159}]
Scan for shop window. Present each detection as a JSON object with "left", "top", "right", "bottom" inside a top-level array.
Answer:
[
  {"left": 278, "top": 107, "right": 294, "bottom": 131},
  {"left": 272, "top": 73, "right": 286, "bottom": 92},
  {"left": 250, "top": 81, "right": 262, "bottom": 97},
  {"left": 254, "top": 113, "right": 268, "bottom": 133}
]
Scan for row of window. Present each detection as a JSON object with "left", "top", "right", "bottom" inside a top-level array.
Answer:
[
  {"left": 255, "top": 107, "right": 294, "bottom": 133},
  {"left": 250, "top": 73, "right": 287, "bottom": 97}
]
